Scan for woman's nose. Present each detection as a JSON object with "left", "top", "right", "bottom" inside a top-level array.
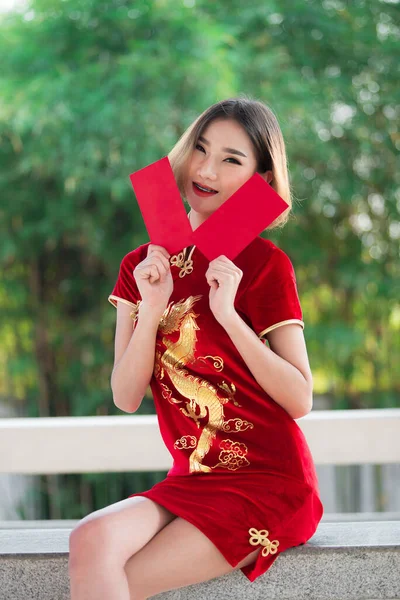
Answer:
[{"left": 197, "top": 158, "right": 218, "bottom": 181}]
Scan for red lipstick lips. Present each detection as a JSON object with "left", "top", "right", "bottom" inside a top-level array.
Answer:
[{"left": 192, "top": 181, "right": 218, "bottom": 196}]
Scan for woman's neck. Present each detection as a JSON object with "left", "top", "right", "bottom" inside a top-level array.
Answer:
[{"left": 188, "top": 210, "right": 208, "bottom": 231}]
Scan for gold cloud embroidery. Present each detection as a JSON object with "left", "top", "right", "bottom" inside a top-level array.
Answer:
[
  {"left": 221, "top": 419, "right": 253, "bottom": 433},
  {"left": 174, "top": 436, "right": 197, "bottom": 450},
  {"left": 213, "top": 439, "right": 250, "bottom": 471},
  {"left": 196, "top": 355, "right": 224, "bottom": 372}
]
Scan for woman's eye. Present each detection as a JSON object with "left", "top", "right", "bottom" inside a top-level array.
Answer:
[{"left": 195, "top": 144, "right": 240, "bottom": 165}]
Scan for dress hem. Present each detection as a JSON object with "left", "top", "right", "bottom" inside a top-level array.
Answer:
[
  {"left": 127, "top": 479, "right": 323, "bottom": 583},
  {"left": 128, "top": 490, "right": 262, "bottom": 580}
]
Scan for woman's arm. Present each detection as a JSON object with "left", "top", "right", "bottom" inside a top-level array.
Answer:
[
  {"left": 111, "top": 302, "right": 163, "bottom": 413},
  {"left": 221, "top": 313, "right": 313, "bottom": 419}
]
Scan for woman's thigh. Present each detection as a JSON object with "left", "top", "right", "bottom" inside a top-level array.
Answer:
[
  {"left": 69, "top": 496, "right": 177, "bottom": 569},
  {"left": 125, "top": 516, "right": 261, "bottom": 599}
]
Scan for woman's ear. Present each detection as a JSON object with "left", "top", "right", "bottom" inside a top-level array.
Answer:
[{"left": 258, "top": 169, "right": 273, "bottom": 184}]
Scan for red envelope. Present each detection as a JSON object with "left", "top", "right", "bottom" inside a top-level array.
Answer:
[
  {"left": 130, "top": 157, "right": 289, "bottom": 261},
  {"left": 192, "top": 173, "right": 289, "bottom": 261},
  {"left": 129, "top": 156, "right": 193, "bottom": 255}
]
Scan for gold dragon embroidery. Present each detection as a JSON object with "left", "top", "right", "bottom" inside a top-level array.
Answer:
[{"left": 155, "top": 295, "right": 254, "bottom": 473}]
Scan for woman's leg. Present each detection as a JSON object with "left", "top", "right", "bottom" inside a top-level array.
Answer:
[
  {"left": 68, "top": 496, "right": 176, "bottom": 600},
  {"left": 124, "top": 516, "right": 261, "bottom": 600}
]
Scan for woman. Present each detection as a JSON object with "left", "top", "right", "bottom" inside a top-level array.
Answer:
[{"left": 69, "top": 96, "right": 324, "bottom": 600}]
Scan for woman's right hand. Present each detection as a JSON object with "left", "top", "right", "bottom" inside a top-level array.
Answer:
[{"left": 133, "top": 244, "right": 173, "bottom": 311}]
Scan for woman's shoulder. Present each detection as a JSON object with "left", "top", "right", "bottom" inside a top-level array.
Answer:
[
  {"left": 236, "top": 237, "right": 297, "bottom": 302},
  {"left": 237, "top": 236, "right": 287, "bottom": 271}
]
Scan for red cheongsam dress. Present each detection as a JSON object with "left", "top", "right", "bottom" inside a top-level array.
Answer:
[{"left": 108, "top": 235, "right": 324, "bottom": 582}]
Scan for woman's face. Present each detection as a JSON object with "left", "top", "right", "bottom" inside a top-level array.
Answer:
[{"left": 183, "top": 118, "right": 272, "bottom": 219}]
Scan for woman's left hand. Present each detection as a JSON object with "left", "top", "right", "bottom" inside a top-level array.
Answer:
[{"left": 206, "top": 255, "right": 243, "bottom": 326}]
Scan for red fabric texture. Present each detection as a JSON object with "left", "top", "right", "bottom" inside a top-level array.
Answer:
[{"left": 108, "top": 236, "right": 324, "bottom": 582}]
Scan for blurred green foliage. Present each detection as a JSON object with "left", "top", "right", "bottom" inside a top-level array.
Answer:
[{"left": 0, "top": 0, "right": 399, "bottom": 518}]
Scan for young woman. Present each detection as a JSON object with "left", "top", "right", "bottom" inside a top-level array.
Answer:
[{"left": 68, "top": 97, "right": 324, "bottom": 600}]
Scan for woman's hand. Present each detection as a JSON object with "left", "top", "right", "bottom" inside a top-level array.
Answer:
[
  {"left": 133, "top": 244, "right": 174, "bottom": 312},
  {"left": 205, "top": 255, "right": 243, "bottom": 326}
]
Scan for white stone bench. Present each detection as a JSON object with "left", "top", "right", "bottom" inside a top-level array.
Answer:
[{"left": 0, "top": 521, "right": 399, "bottom": 599}]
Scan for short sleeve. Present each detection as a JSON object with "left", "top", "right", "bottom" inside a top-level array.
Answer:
[
  {"left": 108, "top": 250, "right": 142, "bottom": 311},
  {"left": 243, "top": 248, "right": 304, "bottom": 339}
]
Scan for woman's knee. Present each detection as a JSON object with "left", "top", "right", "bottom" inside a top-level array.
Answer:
[
  {"left": 69, "top": 516, "right": 113, "bottom": 569},
  {"left": 69, "top": 498, "right": 143, "bottom": 563},
  {"left": 68, "top": 497, "right": 177, "bottom": 571}
]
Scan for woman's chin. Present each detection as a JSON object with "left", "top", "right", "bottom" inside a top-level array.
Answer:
[
  {"left": 186, "top": 193, "right": 221, "bottom": 213},
  {"left": 185, "top": 196, "right": 203, "bottom": 213},
  {"left": 189, "top": 204, "right": 215, "bottom": 218}
]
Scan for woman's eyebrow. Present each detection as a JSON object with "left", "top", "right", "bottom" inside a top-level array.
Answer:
[{"left": 198, "top": 135, "right": 247, "bottom": 158}]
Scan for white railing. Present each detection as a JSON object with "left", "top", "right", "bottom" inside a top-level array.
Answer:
[{"left": 0, "top": 408, "right": 399, "bottom": 474}]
